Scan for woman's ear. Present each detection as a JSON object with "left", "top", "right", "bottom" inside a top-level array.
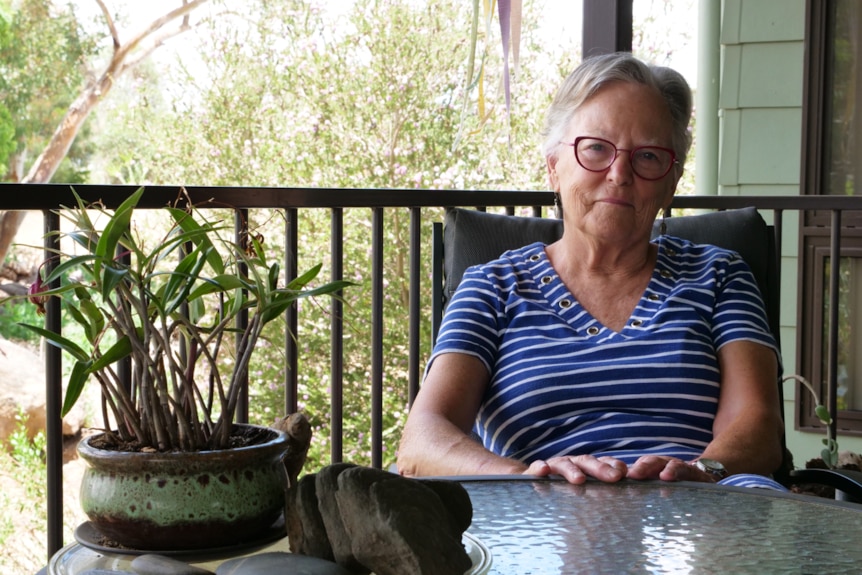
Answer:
[{"left": 546, "top": 155, "right": 560, "bottom": 192}]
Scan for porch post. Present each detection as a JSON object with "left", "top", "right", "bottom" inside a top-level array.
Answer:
[
  {"left": 697, "top": 0, "right": 721, "bottom": 196},
  {"left": 582, "top": 0, "right": 633, "bottom": 57}
]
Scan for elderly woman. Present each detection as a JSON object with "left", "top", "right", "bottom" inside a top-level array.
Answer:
[{"left": 397, "top": 52, "right": 785, "bottom": 488}]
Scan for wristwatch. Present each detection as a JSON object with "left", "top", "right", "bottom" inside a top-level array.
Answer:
[{"left": 693, "top": 458, "right": 728, "bottom": 481}]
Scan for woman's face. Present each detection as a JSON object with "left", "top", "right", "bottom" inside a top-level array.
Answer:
[{"left": 547, "top": 81, "right": 681, "bottom": 244}]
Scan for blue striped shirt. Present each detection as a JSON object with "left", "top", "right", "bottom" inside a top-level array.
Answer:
[{"left": 430, "top": 236, "right": 781, "bottom": 466}]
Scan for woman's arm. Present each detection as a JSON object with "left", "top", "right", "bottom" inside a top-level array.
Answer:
[
  {"left": 701, "top": 339, "right": 785, "bottom": 475},
  {"left": 627, "top": 339, "right": 784, "bottom": 482},
  {"left": 396, "top": 352, "right": 527, "bottom": 477}
]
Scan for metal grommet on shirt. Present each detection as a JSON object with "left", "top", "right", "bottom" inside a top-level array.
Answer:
[
  {"left": 660, "top": 269, "right": 672, "bottom": 279},
  {"left": 647, "top": 293, "right": 660, "bottom": 301},
  {"left": 631, "top": 319, "right": 643, "bottom": 327},
  {"left": 559, "top": 299, "right": 572, "bottom": 309},
  {"left": 540, "top": 275, "right": 552, "bottom": 285},
  {"left": 529, "top": 254, "right": 541, "bottom": 262},
  {"left": 586, "top": 326, "right": 599, "bottom": 336},
  {"left": 666, "top": 248, "right": 677, "bottom": 256}
]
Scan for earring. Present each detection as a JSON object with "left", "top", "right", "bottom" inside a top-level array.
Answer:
[
  {"left": 659, "top": 214, "right": 667, "bottom": 236},
  {"left": 554, "top": 193, "right": 563, "bottom": 219}
]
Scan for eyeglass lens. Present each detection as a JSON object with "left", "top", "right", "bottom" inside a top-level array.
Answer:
[{"left": 574, "top": 137, "right": 674, "bottom": 180}]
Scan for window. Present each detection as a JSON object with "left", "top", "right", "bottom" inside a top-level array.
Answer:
[{"left": 800, "top": 0, "right": 862, "bottom": 434}]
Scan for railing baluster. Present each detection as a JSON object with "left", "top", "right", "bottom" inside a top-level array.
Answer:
[
  {"left": 236, "top": 209, "right": 250, "bottom": 423},
  {"left": 44, "top": 209, "right": 63, "bottom": 561},
  {"left": 408, "top": 207, "right": 422, "bottom": 406},
  {"left": 284, "top": 208, "right": 299, "bottom": 414},
  {"left": 828, "top": 209, "right": 842, "bottom": 442},
  {"left": 371, "top": 208, "right": 384, "bottom": 468},
  {"left": 330, "top": 208, "right": 344, "bottom": 464}
]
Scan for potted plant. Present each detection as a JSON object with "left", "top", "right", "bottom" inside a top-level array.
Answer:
[
  {"left": 782, "top": 374, "right": 862, "bottom": 501},
  {"left": 22, "top": 186, "right": 350, "bottom": 551}
]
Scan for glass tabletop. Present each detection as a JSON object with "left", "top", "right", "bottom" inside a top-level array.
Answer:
[{"left": 458, "top": 477, "right": 862, "bottom": 575}]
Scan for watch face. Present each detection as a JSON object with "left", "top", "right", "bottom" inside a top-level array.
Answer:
[{"left": 697, "top": 458, "right": 727, "bottom": 478}]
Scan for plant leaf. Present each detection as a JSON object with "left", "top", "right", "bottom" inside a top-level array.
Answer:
[
  {"left": 41, "top": 253, "right": 98, "bottom": 285},
  {"left": 18, "top": 323, "right": 89, "bottom": 361},
  {"left": 88, "top": 336, "right": 132, "bottom": 372},
  {"left": 101, "top": 265, "right": 129, "bottom": 301},
  {"left": 94, "top": 187, "right": 143, "bottom": 263},
  {"left": 814, "top": 404, "right": 833, "bottom": 425},
  {"left": 65, "top": 302, "right": 98, "bottom": 345},
  {"left": 167, "top": 206, "right": 226, "bottom": 275},
  {"left": 63, "top": 360, "right": 92, "bottom": 417}
]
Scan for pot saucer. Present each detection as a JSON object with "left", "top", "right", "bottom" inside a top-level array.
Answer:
[{"left": 74, "top": 515, "right": 287, "bottom": 561}]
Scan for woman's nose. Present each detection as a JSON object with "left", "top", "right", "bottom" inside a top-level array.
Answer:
[{"left": 606, "top": 150, "right": 634, "bottom": 184}]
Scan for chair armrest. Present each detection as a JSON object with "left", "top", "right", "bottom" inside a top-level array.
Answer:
[{"left": 789, "top": 468, "right": 862, "bottom": 503}]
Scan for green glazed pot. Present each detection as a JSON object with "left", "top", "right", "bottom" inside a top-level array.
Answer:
[{"left": 77, "top": 424, "right": 288, "bottom": 551}]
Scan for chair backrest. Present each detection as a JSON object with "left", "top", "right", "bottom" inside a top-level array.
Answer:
[{"left": 430, "top": 206, "right": 788, "bottom": 478}]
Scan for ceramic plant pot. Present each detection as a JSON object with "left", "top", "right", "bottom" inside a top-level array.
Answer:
[{"left": 77, "top": 424, "right": 288, "bottom": 551}]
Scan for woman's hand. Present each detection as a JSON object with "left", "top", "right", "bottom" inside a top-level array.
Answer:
[
  {"left": 626, "top": 455, "right": 716, "bottom": 483},
  {"left": 523, "top": 455, "right": 627, "bottom": 484}
]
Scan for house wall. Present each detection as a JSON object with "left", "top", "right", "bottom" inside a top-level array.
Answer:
[{"left": 718, "top": 0, "right": 862, "bottom": 460}]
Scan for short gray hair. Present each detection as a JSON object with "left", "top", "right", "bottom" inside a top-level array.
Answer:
[{"left": 541, "top": 52, "right": 693, "bottom": 170}]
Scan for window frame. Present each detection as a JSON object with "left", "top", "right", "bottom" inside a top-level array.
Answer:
[{"left": 799, "top": 0, "right": 862, "bottom": 435}]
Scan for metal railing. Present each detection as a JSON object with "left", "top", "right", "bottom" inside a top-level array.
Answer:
[{"left": 1, "top": 183, "right": 861, "bottom": 560}]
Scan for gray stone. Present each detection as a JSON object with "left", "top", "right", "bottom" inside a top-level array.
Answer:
[
  {"left": 421, "top": 478, "right": 474, "bottom": 533},
  {"left": 130, "top": 553, "right": 215, "bottom": 575},
  {"left": 287, "top": 472, "right": 334, "bottom": 560},
  {"left": 216, "top": 551, "right": 354, "bottom": 575},
  {"left": 335, "top": 466, "right": 472, "bottom": 575},
  {"left": 315, "top": 463, "right": 368, "bottom": 574}
]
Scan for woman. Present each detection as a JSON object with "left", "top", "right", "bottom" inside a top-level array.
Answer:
[{"left": 397, "top": 52, "right": 785, "bottom": 488}]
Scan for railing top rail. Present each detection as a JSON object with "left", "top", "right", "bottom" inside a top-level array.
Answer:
[
  {"left": 669, "top": 195, "right": 862, "bottom": 211},
  {"left": 1, "top": 184, "right": 862, "bottom": 212},
  {"left": 0, "top": 184, "right": 555, "bottom": 210}
]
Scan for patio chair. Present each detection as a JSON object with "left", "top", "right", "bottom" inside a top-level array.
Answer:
[{"left": 431, "top": 206, "right": 862, "bottom": 501}]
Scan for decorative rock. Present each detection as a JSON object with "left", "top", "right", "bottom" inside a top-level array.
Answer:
[
  {"left": 314, "top": 463, "right": 369, "bottom": 574},
  {"left": 334, "top": 466, "right": 472, "bottom": 575},
  {"left": 216, "top": 551, "right": 354, "bottom": 575},
  {"left": 131, "top": 553, "right": 215, "bottom": 575},
  {"left": 271, "top": 412, "right": 312, "bottom": 488},
  {"left": 420, "top": 478, "right": 474, "bottom": 533},
  {"left": 287, "top": 473, "right": 334, "bottom": 560}
]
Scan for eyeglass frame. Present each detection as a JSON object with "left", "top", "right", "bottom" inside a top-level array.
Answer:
[{"left": 562, "top": 136, "right": 680, "bottom": 181}]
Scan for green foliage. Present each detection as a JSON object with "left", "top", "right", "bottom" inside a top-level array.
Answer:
[
  {"left": 0, "top": 412, "right": 47, "bottom": 525},
  {"left": 0, "top": 103, "right": 13, "bottom": 167},
  {"left": 0, "top": 412, "right": 48, "bottom": 572},
  {"left": 0, "top": 0, "right": 98, "bottom": 180},
  {"left": 0, "top": 288, "right": 42, "bottom": 342}
]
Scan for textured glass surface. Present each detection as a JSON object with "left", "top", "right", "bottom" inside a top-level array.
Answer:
[
  {"left": 49, "top": 478, "right": 862, "bottom": 575},
  {"left": 460, "top": 479, "right": 862, "bottom": 575}
]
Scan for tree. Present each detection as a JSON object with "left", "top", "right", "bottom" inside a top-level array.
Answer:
[{"left": 0, "top": 0, "right": 212, "bottom": 266}]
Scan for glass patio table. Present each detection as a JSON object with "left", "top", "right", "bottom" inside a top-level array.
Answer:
[
  {"left": 457, "top": 476, "right": 862, "bottom": 574},
  {"left": 48, "top": 475, "right": 862, "bottom": 574}
]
